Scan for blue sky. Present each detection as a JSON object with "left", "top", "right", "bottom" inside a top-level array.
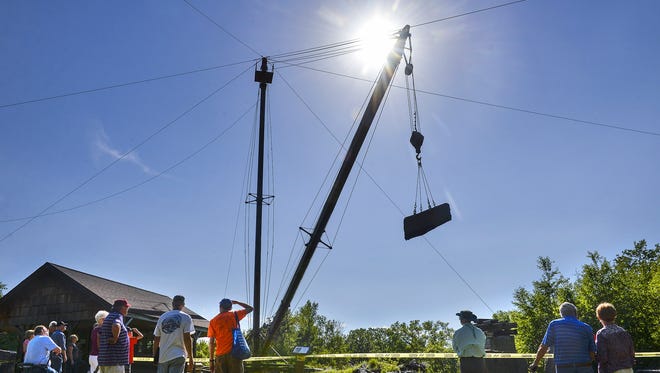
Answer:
[{"left": 2, "top": 0, "right": 659, "bottom": 336}]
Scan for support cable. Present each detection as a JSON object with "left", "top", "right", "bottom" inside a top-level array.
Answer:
[
  {"left": 2, "top": 103, "right": 255, "bottom": 224},
  {"left": 182, "top": 0, "right": 262, "bottom": 57},
  {"left": 225, "top": 104, "right": 261, "bottom": 296},
  {"left": 294, "top": 62, "right": 400, "bottom": 309},
  {"left": 276, "top": 52, "right": 496, "bottom": 315},
  {"left": 226, "top": 92, "right": 261, "bottom": 296},
  {"left": 277, "top": 63, "right": 660, "bottom": 138},
  {"left": 263, "top": 79, "right": 277, "bottom": 327},
  {"left": 1, "top": 0, "right": 525, "bottom": 111},
  {"left": 241, "top": 90, "right": 262, "bottom": 311},
  {"left": 0, "top": 65, "right": 254, "bottom": 243},
  {"left": 411, "top": 0, "right": 528, "bottom": 28},
  {"left": 267, "top": 69, "right": 379, "bottom": 317},
  {"left": 0, "top": 60, "right": 256, "bottom": 110}
]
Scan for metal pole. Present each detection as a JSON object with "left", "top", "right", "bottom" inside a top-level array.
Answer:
[
  {"left": 263, "top": 25, "right": 410, "bottom": 352},
  {"left": 253, "top": 57, "right": 273, "bottom": 355}
]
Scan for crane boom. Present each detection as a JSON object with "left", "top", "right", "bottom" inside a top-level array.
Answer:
[{"left": 262, "top": 24, "right": 411, "bottom": 353}]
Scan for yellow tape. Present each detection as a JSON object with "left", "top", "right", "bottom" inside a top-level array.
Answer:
[
  {"left": 133, "top": 351, "right": 660, "bottom": 363},
  {"left": 634, "top": 352, "right": 660, "bottom": 357},
  {"left": 132, "top": 356, "right": 294, "bottom": 363},
  {"left": 302, "top": 352, "right": 660, "bottom": 359}
]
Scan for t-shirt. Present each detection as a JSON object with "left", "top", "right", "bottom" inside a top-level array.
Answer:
[
  {"left": 154, "top": 310, "right": 195, "bottom": 363},
  {"left": 50, "top": 330, "right": 66, "bottom": 369},
  {"left": 208, "top": 310, "right": 248, "bottom": 356},
  {"left": 128, "top": 336, "right": 138, "bottom": 364},
  {"left": 542, "top": 316, "right": 595, "bottom": 365},
  {"left": 51, "top": 330, "right": 66, "bottom": 351},
  {"left": 24, "top": 335, "right": 59, "bottom": 365},
  {"left": 98, "top": 311, "right": 129, "bottom": 366}
]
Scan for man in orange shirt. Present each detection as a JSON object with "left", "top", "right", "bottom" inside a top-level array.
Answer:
[
  {"left": 208, "top": 299, "right": 253, "bottom": 373},
  {"left": 125, "top": 327, "right": 143, "bottom": 373}
]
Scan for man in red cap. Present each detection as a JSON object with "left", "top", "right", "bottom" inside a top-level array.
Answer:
[{"left": 99, "top": 299, "right": 131, "bottom": 373}]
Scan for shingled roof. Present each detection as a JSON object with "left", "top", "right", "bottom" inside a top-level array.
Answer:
[{"left": 0, "top": 262, "right": 208, "bottom": 330}]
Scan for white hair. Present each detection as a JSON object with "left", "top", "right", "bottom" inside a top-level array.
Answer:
[
  {"left": 95, "top": 310, "right": 109, "bottom": 323},
  {"left": 559, "top": 302, "right": 578, "bottom": 317}
]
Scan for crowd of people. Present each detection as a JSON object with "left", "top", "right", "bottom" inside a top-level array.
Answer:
[
  {"left": 21, "top": 296, "right": 254, "bottom": 373},
  {"left": 19, "top": 296, "right": 633, "bottom": 373},
  {"left": 21, "top": 321, "right": 79, "bottom": 373},
  {"left": 452, "top": 302, "right": 635, "bottom": 373}
]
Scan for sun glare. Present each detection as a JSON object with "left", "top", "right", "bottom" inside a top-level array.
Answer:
[{"left": 355, "top": 18, "right": 397, "bottom": 73}]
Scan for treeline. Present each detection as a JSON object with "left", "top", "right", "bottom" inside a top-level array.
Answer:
[
  {"left": 262, "top": 240, "right": 659, "bottom": 356},
  {"left": 267, "top": 301, "right": 454, "bottom": 355},
  {"left": 261, "top": 301, "right": 458, "bottom": 371}
]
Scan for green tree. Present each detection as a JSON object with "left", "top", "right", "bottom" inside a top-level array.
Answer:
[
  {"left": 574, "top": 241, "right": 660, "bottom": 351},
  {"left": 386, "top": 320, "right": 452, "bottom": 353},
  {"left": 492, "top": 310, "right": 515, "bottom": 323},
  {"left": 513, "top": 241, "right": 659, "bottom": 356},
  {"left": 268, "top": 309, "right": 295, "bottom": 356},
  {"left": 320, "top": 318, "right": 346, "bottom": 353},
  {"left": 292, "top": 301, "right": 323, "bottom": 350},
  {"left": 268, "top": 301, "right": 345, "bottom": 355},
  {"left": 195, "top": 338, "right": 209, "bottom": 358},
  {"left": 610, "top": 240, "right": 659, "bottom": 350},
  {"left": 346, "top": 327, "right": 389, "bottom": 353},
  {"left": 511, "top": 257, "right": 574, "bottom": 353},
  {"left": 574, "top": 251, "right": 617, "bottom": 328}
]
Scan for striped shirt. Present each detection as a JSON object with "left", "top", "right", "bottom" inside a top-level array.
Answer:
[
  {"left": 542, "top": 316, "right": 595, "bottom": 365},
  {"left": 98, "top": 311, "right": 129, "bottom": 366}
]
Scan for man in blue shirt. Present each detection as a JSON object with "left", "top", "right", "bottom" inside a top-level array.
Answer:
[
  {"left": 24, "top": 325, "right": 62, "bottom": 373},
  {"left": 529, "top": 302, "right": 595, "bottom": 372}
]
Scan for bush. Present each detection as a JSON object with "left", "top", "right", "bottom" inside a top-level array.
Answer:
[{"left": 0, "top": 332, "right": 19, "bottom": 352}]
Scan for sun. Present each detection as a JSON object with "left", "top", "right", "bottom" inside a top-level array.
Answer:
[{"left": 355, "top": 17, "right": 397, "bottom": 73}]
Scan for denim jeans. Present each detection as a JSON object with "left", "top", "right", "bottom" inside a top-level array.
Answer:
[{"left": 157, "top": 356, "right": 186, "bottom": 373}]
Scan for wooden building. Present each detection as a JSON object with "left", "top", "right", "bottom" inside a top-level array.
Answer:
[{"left": 0, "top": 262, "right": 209, "bottom": 362}]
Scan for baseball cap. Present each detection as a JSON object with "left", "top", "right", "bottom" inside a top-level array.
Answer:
[
  {"left": 113, "top": 299, "right": 131, "bottom": 308},
  {"left": 57, "top": 321, "right": 68, "bottom": 326},
  {"left": 49, "top": 321, "right": 58, "bottom": 327},
  {"left": 219, "top": 298, "right": 232, "bottom": 310}
]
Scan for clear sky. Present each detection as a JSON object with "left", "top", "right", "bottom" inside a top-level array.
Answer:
[{"left": 2, "top": 1, "right": 659, "bottom": 336}]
